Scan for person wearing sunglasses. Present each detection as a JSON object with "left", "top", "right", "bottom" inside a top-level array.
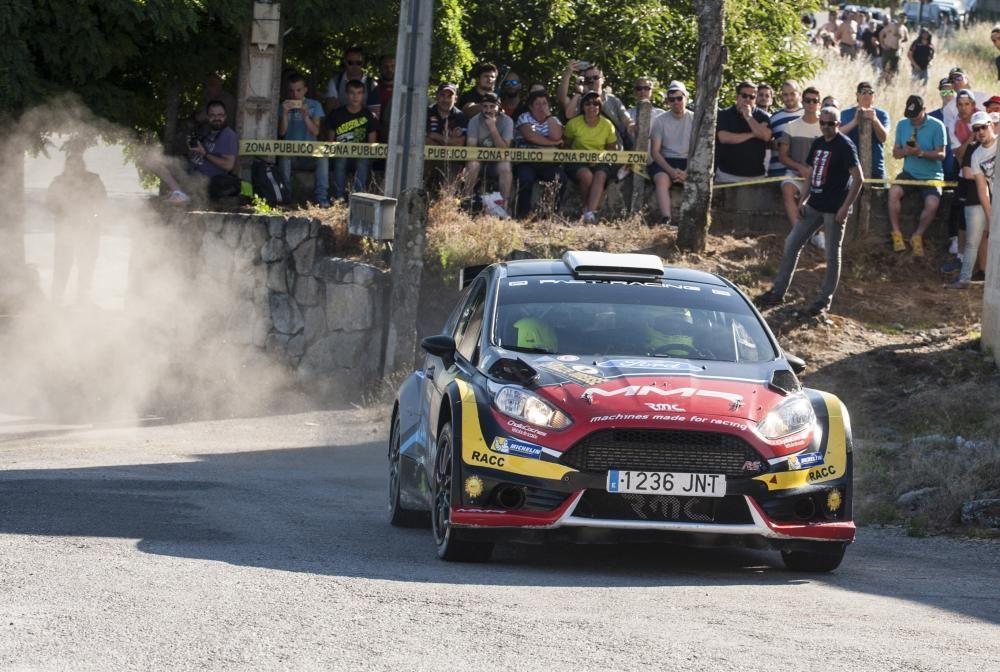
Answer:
[
  {"left": 627, "top": 77, "right": 665, "bottom": 128},
  {"left": 767, "top": 81, "right": 804, "bottom": 179},
  {"left": 715, "top": 81, "right": 772, "bottom": 183},
  {"left": 777, "top": 86, "right": 825, "bottom": 249},
  {"left": 947, "top": 111, "right": 996, "bottom": 289},
  {"left": 498, "top": 71, "right": 523, "bottom": 117},
  {"left": 757, "top": 106, "right": 863, "bottom": 318},
  {"left": 888, "top": 95, "right": 946, "bottom": 257},
  {"left": 563, "top": 91, "right": 618, "bottom": 224},
  {"left": 648, "top": 81, "right": 692, "bottom": 227},
  {"left": 839, "top": 81, "right": 889, "bottom": 180},
  {"left": 558, "top": 60, "right": 633, "bottom": 150},
  {"left": 930, "top": 78, "right": 962, "bottom": 269},
  {"left": 323, "top": 46, "right": 375, "bottom": 114}
]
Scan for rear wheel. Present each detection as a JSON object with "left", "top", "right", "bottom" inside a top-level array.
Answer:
[
  {"left": 388, "top": 414, "right": 429, "bottom": 528},
  {"left": 432, "top": 422, "right": 494, "bottom": 562},
  {"left": 781, "top": 544, "right": 847, "bottom": 572}
]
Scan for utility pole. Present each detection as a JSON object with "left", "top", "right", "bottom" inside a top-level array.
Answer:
[
  {"left": 236, "top": 1, "right": 283, "bottom": 167},
  {"left": 677, "top": 0, "right": 725, "bottom": 252},
  {"left": 384, "top": 0, "right": 433, "bottom": 197}
]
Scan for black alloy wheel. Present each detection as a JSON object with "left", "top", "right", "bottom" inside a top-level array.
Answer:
[
  {"left": 388, "top": 413, "right": 429, "bottom": 528},
  {"left": 432, "top": 422, "right": 494, "bottom": 562}
]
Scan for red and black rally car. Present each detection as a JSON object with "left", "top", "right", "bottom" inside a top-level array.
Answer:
[{"left": 388, "top": 252, "right": 855, "bottom": 571}]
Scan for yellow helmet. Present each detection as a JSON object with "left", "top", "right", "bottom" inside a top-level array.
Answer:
[{"left": 513, "top": 317, "right": 558, "bottom": 352}]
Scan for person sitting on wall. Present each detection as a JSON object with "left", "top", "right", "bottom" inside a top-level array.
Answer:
[
  {"left": 156, "top": 100, "right": 239, "bottom": 205},
  {"left": 513, "top": 91, "right": 564, "bottom": 220},
  {"left": 562, "top": 91, "right": 619, "bottom": 224}
]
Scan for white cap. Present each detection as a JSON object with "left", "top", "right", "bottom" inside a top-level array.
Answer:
[
  {"left": 667, "top": 80, "right": 688, "bottom": 95},
  {"left": 990, "top": 112, "right": 1000, "bottom": 124},
  {"left": 970, "top": 110, "right": 992, "bottom": 127}
]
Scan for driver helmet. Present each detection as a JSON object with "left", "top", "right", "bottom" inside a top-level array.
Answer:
[
  {"left": 644, "top": 314, "right": 694, "bottom": 356},
  {"left": 513, "top": 317, "right": 558, "bottom": 352}
]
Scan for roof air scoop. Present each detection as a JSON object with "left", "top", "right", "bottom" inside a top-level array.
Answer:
[{"left": 561, "top": 251, "right": 664, "bottom": 281}]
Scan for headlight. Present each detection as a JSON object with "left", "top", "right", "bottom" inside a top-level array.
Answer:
[
  {"left": 494, "top": 386, "right": 572, "bottom": 430},
  {"left": 757, "top": 395, "right": 815, "bottom": 439}
]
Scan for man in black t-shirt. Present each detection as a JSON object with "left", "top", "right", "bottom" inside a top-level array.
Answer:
[
  {"left": 756, "top": 106, "right": 864, "bottom": 317},
  {"left": 324, "top": 79, "right": 380, "bottom": 201},
  {"left": 715, "top": 81, "right": 772, "bottom": 182},
  {"left": 458, "top": 62, "right": 498, "bottom": 119}
]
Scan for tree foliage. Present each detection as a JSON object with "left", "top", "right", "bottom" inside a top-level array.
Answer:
[{"left": 1, "top": 0, "right": 819, "bottom": 137}]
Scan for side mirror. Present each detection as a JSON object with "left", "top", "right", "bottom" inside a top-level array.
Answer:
[
  {"left": 785, "top": 353, "right": 807, "bottom": 374},
  {"left": 421, "top": 335, "right": 457, "bottom": 365}
]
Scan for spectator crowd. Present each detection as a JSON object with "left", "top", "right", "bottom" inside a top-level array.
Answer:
[{"left": 154, "top": 17, "right": 999, "bottom": 307}]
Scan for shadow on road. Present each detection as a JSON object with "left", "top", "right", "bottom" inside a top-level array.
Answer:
[{"left": 1, "top": 438, "right": 997, "bottom": 624}]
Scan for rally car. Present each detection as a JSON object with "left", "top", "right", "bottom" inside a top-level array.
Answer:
[{"left": 388, "top": 251, "right": 855, "bottom": 572}]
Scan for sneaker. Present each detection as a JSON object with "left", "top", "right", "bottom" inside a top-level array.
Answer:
[
  {"left": 582, "top": 210, "right": 596, "bottom": 224},
  {"left": 810, "top": 231, "right": 826, "bottom": 250},
  {"left": 165, "top": 190, "right": 190, "bottom": 205},
  {"left": 891, "top": 230, "right": 906, "bottom": 252},
  {"left": 940, "top": 257, "right": 962, "bottom": 273},
  {"left": 948, "top": 237, "right": 959, "bottom": 255},
  {"left": 806, "top": 300, "right": 830, "bottom": 317},
  {"left": 944, "top": 281, "right": 970, "bottom": 289},
  {"left": 317, "top": 199, "right": 332, "bottom": 208},
  {"left": 617, "top": 165, "right": 631, "bottom": 181},
  {"left": 755, "top": 290, "right": 784, "bottom": 308},
  {"left": 660, "top": 215, "right": 676, "bottom": 229},
  {"left": 911, "top": 234, "right": 925, "bottom": 258}
]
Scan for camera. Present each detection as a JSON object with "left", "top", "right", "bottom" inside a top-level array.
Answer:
[
  {"left": 575, "top": 60, "right": 592, "bottom": 72},
  {"left": 187, "top": 133, "right": 201, "bottom": 149}
]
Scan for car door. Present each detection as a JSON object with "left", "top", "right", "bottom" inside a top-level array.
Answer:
[{"left": 421, "top": 276, "right": 488, "bottom": 462}]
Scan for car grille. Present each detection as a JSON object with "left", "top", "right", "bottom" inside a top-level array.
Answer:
[
  {"left": 560, "top": 429, "right": 767, "bottom": 478},
  {"left": 523, "top": 486, "right": 570, "bottom": 511},
  {"left": 574, "top": 491, "right": 752, "bottom": 524}
]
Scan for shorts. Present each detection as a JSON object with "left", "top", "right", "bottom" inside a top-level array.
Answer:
[
  {"left": 781, "top": 170, "right": 805, "bottom": 192},
  {"left": 648, "top": 158, "right": 687, "bottom": 178},
  {"left": 895, "top": 170, "right": 943, "bottom": 200},
  {"left": 566, "top": 163, "right": 613, "bottom": 182}
]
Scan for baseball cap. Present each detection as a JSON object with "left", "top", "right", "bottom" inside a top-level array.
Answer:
[
  {"left": 437, "top": 82, "right": 457, "bottom": 94},
  {"left": 938, "top": 77, "right": 954, "bottom": 90},
  {"left": 985, "top": 95, "right": 1000, "bottom": 107},
  {"left": 955, "top": 88, "right": 974, "bottom": 101},
  {"left": 949, "top": 67, "right": 967, "bottom": 82},
  {"left": 667, "top": 80, "right": 688, "bottom": 95},
  {"left": 970, "top": 111, "right": 992, "bottom": 127},
  {"left": 581, "top": 90, "right": 601, "bottom": 105},
  {"left": 904, "top": 94, "right": 924, "bottom": 119},
  {"left": 856, "top": 81, "right": 875, "bottom": 94},
  {"left": 480, "top": 92, "right": 499, "bottom": 104}
]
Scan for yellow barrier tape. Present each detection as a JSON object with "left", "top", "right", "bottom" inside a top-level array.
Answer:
[
  {"left": 238, "top": 139, "right": 649, "bottom": 165},
  {"left": 712, "top": 174, "right": 957, "bottom": 189}
]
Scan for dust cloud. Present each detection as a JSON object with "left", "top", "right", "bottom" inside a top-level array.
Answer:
[{"left": 0, "top": 99, "right": 311, "bottom": 426}]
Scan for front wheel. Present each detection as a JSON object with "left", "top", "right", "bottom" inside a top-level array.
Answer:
[
  {"left": 432, "top": 422, "right": 494, "bottom": 562},
  {"left": 781, "top": 544, "right": 847, "bottom": 572}
]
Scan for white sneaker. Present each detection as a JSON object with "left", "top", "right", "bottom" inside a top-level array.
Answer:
[
  {"left": 582, "top": 210, "right": 596, "bottom": 224},
  {"left": 165, "top": 190, "right": 190, "bottom": 205},
  {"left": 810, "top": 231, "right": 826, "bottom": 250}
]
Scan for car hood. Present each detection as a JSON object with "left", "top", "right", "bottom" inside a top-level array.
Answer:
[{"left": 501, "top": 353, "right": 783, "bottom": 424}]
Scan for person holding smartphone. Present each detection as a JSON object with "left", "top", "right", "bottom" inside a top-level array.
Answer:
[{"left": 278, "top": 74, "right": 330, "bottom": 207}]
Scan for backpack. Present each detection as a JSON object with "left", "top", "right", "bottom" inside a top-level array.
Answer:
[{"left": 251, "top": 159, "right": 291, "bottom": 206}]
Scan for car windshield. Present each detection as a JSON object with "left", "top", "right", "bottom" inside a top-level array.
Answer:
[{"left": 492, "top": 277, "right": 776, "bottom": 363}]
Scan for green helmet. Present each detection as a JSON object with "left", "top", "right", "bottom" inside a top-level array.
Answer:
[{"left": 513, "top": 317, "right": 558, "bottom": 352}]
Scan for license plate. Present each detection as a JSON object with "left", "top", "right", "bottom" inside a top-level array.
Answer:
[{"left": 607, "top": 470, "right": 726, "bottom": 497}]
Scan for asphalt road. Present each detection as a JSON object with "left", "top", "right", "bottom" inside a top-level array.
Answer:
[{"left": 1, "top": 408, "right": 998, "bottom": 671}]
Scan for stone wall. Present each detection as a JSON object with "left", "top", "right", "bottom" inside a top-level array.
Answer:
[{"left": 132, "top": 211, "right": 388, "bottom": 401}]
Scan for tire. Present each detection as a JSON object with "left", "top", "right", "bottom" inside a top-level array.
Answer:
[
  {"left": 781, "top": 544, "right": 847, "bottom": 572},
  {"left": 388, "top": 414, "right": 430, "bottom": 528},
  {"left": 432, "top": 422, "right": 494, "bottom": 562}
]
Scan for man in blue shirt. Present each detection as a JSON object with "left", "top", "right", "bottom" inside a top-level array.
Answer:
[
  {"left": 839, "top": 81, "right": 890, "bottom": 179},
  {"left": 278, "top": 74, "right": 330, "bottom": 207},
  {"left": 887, "top": 94, "right": 946, "bottom": 257}
]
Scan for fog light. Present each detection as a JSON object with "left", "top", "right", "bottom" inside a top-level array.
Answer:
[
  {"left": 826, "top": 489, "right": 843, "bottom": 513},
  {"left": 464, "top": 476, "right": 484, "bottom": 499}
]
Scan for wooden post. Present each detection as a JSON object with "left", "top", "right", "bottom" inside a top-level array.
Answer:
[
  {"left": 677, "top": 0, "right": 726, "bottom": 252},
  {"left": 856, "top": 113, "right": 873, "bottom": 239},
  {"left": 630, "top": 100, "right": 652, "bottom": 214},
  {"left": 235, "top": 1, "right": 284, "bottom": 170},
  {"left": 383, "top": 188, "right": 429, "bottom": 376}
]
